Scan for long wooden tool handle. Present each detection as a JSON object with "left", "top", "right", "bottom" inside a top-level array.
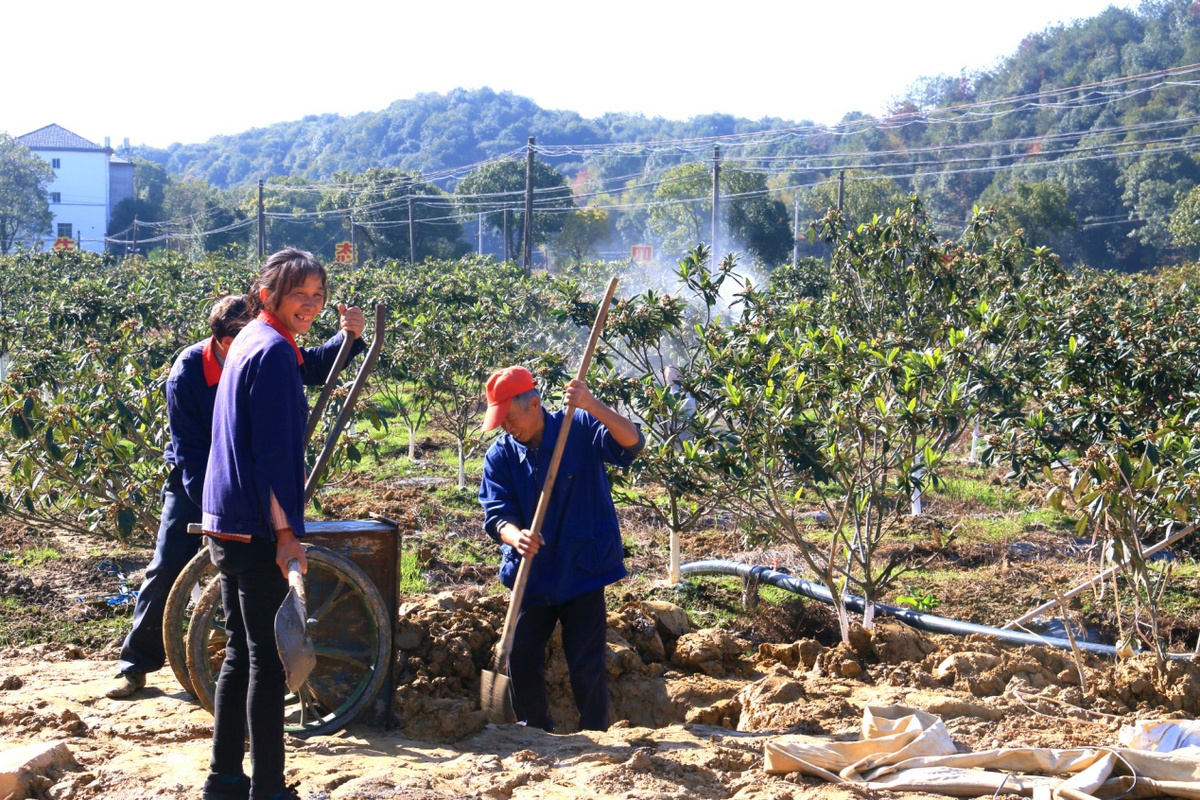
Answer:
[
  {"left": 305, "top": 304, "right": 386, "bottom": 503},
  {"left": 305, "top": 331, "right": 357, "bottom": 445},
  {"left": 493, "top": 278, "right": 619, "bottom": 669}
]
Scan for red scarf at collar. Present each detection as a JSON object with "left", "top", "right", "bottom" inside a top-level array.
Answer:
[
  {"left": 257, "top": 310, "right": 304, "bottom": 365},
  {"left": 200, "top": 337, "right": 223, "bottom": 386}
]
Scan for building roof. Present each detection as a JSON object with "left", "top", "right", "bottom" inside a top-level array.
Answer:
[{"left": 17, "top": 123, "right": 106, "bottom": 152}]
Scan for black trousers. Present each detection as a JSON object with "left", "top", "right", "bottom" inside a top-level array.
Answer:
[
  {"left": 207, "top": 536, "right": 288, "bottom": 800},
  {"left": 117, "top": 468, "right": 202, "bottom": 675},
  {"left": 508, "top": 587, "right": 609, "bottom": 732}
]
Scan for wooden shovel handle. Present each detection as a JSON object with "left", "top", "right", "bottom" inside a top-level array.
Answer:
[
  {"left": 286, "top": 558, "right": 306, "bottom": 608},
  {"left": 493, "top": 278, "right": 618, "bottom": 669},
  {"left": 305, "top": 330, "right": 357, "bottom": 445}
]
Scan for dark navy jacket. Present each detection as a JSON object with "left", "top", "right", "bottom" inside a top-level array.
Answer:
[
  {"left": 478, "top": 407, "right": 642, "bottom": 607},
  {"left": 165, "top": 330, "right": 363, "bottom": 508}
]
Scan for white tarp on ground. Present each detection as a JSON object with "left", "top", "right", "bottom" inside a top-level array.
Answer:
[{"left": 764, "top": 705, "right": 1200, "bottom": 799}]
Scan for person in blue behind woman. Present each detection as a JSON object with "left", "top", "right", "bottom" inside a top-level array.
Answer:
[
  {"left": 200, "top": 248, "right": 337, "bottom": 800},
  {"left": 477, "top": 366, "right": 643, "bottom": 732},
  {"left": 104, "top": 294, "right": 364, "bottom": 701}
]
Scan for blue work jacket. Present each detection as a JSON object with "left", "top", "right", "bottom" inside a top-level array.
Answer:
[
  {"left": 165, "top": 330, "right": 363, "bottom": 509},
  {"left": 478, "top": 407, "right": 642, "bottom": 607}
]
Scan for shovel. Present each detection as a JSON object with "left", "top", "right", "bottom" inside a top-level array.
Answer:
[
  {"left": 275, "top": 558, "right": 316, "bottom": 693},
  {"left": 481, "top": 277, "right": 618, "bottom": 724}
]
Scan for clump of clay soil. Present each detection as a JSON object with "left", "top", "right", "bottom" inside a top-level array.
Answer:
[{"left": 388, "top": 591, "right": 1200, "bottom": 752}]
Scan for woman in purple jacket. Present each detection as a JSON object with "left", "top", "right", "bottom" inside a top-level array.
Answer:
[{"left": 200, "top": 248, "right": 329, "bottom": 800}]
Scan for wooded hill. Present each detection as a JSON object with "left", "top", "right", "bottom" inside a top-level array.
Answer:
[{"left": 129, "top": 0, "right": 1200, "bottom": 272}]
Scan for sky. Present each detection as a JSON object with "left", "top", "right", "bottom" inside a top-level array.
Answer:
[{"left": 3, "top": 0, "right": 1143, "bottom": 150}]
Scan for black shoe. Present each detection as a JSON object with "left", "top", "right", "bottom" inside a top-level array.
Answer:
[
  {"left": 201, "top": 774, "right": 250, "bottom": 800},
  {"left": 251, "top": 782, "right": 303, "bottom": 800}
]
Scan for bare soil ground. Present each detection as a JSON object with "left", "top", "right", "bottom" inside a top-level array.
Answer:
[{"left": 2, "top": 471, "right": 1199, "bottom": 800}]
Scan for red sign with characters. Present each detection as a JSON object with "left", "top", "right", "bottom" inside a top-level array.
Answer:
[
  {"left": 334, "top": 241, "right": 356, "bottom": 265},
  {"left": 52, "top": 237, "right": 76, "bottom": 251},
  {"left": 631, "top": 245, "right": 652, "bottom": 262}
]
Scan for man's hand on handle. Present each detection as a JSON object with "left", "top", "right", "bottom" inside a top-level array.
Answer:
[{"left": 498, "top": 522, "right": 544, "bottom": 558}]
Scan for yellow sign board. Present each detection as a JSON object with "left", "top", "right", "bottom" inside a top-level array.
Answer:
[{"left": 334, "top": 241, "right": 356, "bottom": 265}]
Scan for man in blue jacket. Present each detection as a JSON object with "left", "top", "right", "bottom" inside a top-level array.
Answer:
[
  {"left": 104, "top": 295, "right": 364, "bottom": 699},
  {"left": 477, "top": 366, "right": 643, "bottom": 731}
]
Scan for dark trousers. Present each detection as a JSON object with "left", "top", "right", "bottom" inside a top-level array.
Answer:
[
  {"left": 509, "top": 587, "right": 610, "bottom": 732},
  {"left": 207, "top": 536, "right": 288, "bottom": 800},
  {"left": 117, "top": 468, "right": 202, "bottom": 676}
]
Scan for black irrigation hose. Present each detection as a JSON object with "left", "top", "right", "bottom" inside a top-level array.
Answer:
[{"left": 681, "top": 559, "right": 1162, "bottom": 659}]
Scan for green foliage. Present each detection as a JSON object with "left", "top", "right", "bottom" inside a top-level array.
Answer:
[
  {"left": 0, "top": 250, "right": 374, "bottom": 542},
  {"left": 455, "top": 158, "right": 574, "bottom": 263},
  {"left": 647, "top": 165, "right": 792, "bottom": 265},
  {"left": 985, "top": 181, "right": 1076, "bottom": 250},
  {"left": 1168, "top": 185, "right": 1200, "bottom": 255},
  {"left": 989, "top": 269, "right": 1200, "bottom": 661},
  {"left": 895, "top": 586, "right": 940, "bottom": 613},
  {"left": 0, "top": 134, "right": 54, "bottom": 254},
  {"left": 554, "top": 208, "right": 611, "bottom": 263},
  {"left": 322, "top": 168, "right": 469, "bottom": 263}
]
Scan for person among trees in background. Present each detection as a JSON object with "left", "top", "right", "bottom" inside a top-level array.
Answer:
[
  {"left": 477, "top": 366, "right": 644, "bottom": 731},
  {"left": 104, "top": 292, "right": 365, "bottom": 702},
  {"left": 200, "top": 248, "right": 345, "bottom": 800}
]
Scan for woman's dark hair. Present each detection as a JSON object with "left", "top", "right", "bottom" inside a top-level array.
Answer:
[
  {"left": 248, "top": 248, "right": 327, "bottom": 315},
  {"left": 208, "top": 294, "right": 252, "bottom": 340}
]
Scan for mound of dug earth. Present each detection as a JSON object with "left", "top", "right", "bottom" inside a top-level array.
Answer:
[{"left": 389, "top": 588, "right": 1200, "bottom": 750}]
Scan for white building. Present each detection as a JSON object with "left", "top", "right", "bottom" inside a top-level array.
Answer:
[{"left": 16, "top": 124, "right": 134, "bottom": 253}]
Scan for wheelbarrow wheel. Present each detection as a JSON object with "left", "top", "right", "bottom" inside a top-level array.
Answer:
[
  {"left": 184, "top": 544, "right": 392, "bottom": 738},
  {"left": 162, "top": 549, "right": 218, "bottom": 698}
]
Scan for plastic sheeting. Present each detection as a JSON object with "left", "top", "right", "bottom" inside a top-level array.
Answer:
[{"left": 764, "top": 705, "right": 1200, "bottom": 799}]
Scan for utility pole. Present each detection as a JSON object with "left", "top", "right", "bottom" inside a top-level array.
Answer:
[
  {"left": 257, "top": 179, "right": 266, "bottom": 259},
  {"left": 477, "top": 212, "right": 483, "bottom": 256},
  {"left": 503, "top": 208, "right": 509, "bottom": 263},
  {"left": 406, "top": 179, "right": 415, "bottom": 264},
  {"left": 131, "top": 215, "right": 138, "bottom": 256},
  {"left": 837, "top": 170, "right": 845, "bottom": 213},
  {"left": 522, "top": 137, "right": 535, "bottom": 269},
  {"left": 793, "top": 195, "right": 800, "bottom": 267},
  {"left": 711, "top": 145, "right": 721, "bottom": 259}
]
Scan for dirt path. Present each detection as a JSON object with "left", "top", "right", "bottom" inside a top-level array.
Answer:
[
  {"left": 0, "top": 648, "right": 857, "bottom": 800},
  {"left": 5, "top": 624, "right": 1192, "bottom": 800}
]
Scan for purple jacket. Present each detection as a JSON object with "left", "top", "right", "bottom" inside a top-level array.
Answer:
[
  {"left": 202, "top": 319, "right": 309, "bottom": 539},
  {"left": 165, "top": 331, "right": 363, "bottom": 509}
]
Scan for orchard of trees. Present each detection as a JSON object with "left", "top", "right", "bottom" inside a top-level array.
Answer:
[{"left": 3, "top": 196, "right": 1200, "bottom": 662}]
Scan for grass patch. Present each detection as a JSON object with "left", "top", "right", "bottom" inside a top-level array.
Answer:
[
  {"left": 0, "top": 595, "right": 128, "bottom": 649},
  {"left": 439, "top": 533, "right": 497, "bottom": 566},
  {"left": 0, "top": 545, "right": 63, "bottom": 566},
  {"left": 953, "top": 508, "right": 1075, "bottom": 542},
  {"left": 399, "top": 549, "right": 428, "bottom": 594},
  {"left": 931, "top": 474, "right": 1023, "bottom": 510},
  {"left": 432, "top": 484, "right": 481, "bottom": 512}
]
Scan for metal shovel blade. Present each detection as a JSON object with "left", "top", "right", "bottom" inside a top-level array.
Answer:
[
  {"left": 275, "top": 559, "right": 316, "bottom": 693},
  {"left": 480, "top": 668, "right": 515, "bottom": 724}
]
